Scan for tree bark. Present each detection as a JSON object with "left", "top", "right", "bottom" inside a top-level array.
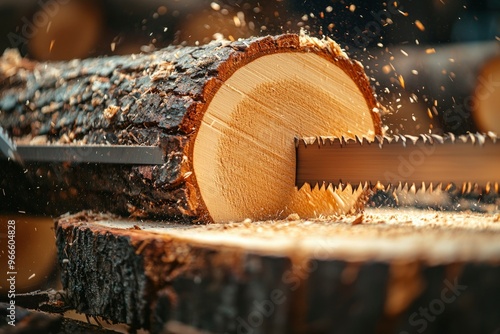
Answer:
[
  {"left": 0, "top": 34, "right": 382, "bottom": 222},
  {"left": 55, "top": 209, "right": 500, "bottom": 334}
]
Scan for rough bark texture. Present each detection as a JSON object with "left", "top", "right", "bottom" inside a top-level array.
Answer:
[
  {"left": 0, "top": 34, "right": 381, "bottom": 222},
  {"left": 55, "top": 210, "right": 500, "bottom": 334}
]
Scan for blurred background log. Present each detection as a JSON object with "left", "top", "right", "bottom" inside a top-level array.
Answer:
[{"left": 473, "top": 56, "right": 500, "bottom": 134}]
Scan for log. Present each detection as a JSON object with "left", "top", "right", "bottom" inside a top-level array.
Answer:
[
  {"left": 473, "top": 55, "right": 500, "bottom": 134},
  {"left": 364, "top": 41, "right": 500, "bottom": 134},
  {"left": 55, "top": 209, "right": 500, "bottom": 333},
  {"left": 0, "top": 34, "right": 382, "bottom": 222}
]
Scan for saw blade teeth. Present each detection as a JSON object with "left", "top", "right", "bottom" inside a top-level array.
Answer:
[
  {"left": 447, "top": 132, "right": 456, "bottom": 143},
  {"left": 468, "top": 132, "right": 476, "bottom": 145},
  {"left": 358, "top": 182, "right": 366, "bottom": 192},
  {"left": 419, "top": 134, "right": 428, "bottom": 144},
  {"left": 399, "top": 135, "right": 407, "bottom": 146},
  {"left": 396, "top": 182, "right": 403, "bottom": 192},
  {"left": 322, "top": 182, "right": 330, "bottom": 191},
  {"left": 458, "top": 134, "right": 468, "bottom": 143},
  {"left": 385, "top": 135, "right": 395, "bottom": 144},
  {"left": 461, "top": 182, "right": 471, "bottom": 194},
  {"left": 487, "top": 131, "right": 497, "bottom": 143},
  {"left": 337, "top": 182, "right": 344, "bottom": 192},
  {"left": 476, "top": 133, "right": 486, "bottom": 146},
  {"left": 321, "top": 136, "right": 331, "bottom": 145},
  {"left": 315, "top": 136, "right": 321, "bottom": 145},
  {"left": 300, "top": 136, "right": 317, "bottom": 147},
  {"left": 298, "top": 182, "right": 309, "bottom": 191},
  {"left": 405, "top": 135, "right": 419, "bottom": 145},
  {"left": 431, "top": 134, "right": 445, "bottom": 144},
  {"left": 311, "top": 182, "right": 320, "bottom": 192}
]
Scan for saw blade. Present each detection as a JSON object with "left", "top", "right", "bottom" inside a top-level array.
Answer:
[
  {"left": 0, "top": 126, "right": 164, "bottom": 165},
  {"left": 11, "top": 145, "right": 165, "bottom": 164},
  {"left": 296, "top": 132, "right": 499, "bottom": 191}
]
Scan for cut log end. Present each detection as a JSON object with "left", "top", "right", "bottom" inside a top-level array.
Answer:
[{"left": 193, "top": 38, "right": 381, "bottom": 222}]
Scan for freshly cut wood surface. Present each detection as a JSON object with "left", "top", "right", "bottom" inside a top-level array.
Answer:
[
  {"left": 0, "top": 34, "right": 381, "bottom": 222},
  {"left": 56, "top": 209, "right": 500, "bottom": 333}
]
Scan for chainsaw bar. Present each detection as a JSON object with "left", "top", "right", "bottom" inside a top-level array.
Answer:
[{"left": 296, "top": 132, "right": 499, "bottom": 192}]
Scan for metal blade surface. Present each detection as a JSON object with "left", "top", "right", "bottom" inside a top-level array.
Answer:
[
  {"left": 1, "top": 144, "right": 164, "bottom": 165},
  {"left": 296, "top": 133, "right": 499, "bottom": 189}
]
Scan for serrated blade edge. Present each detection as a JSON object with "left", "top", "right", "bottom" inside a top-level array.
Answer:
[{"left": 296, "top": 132, "right": 500, "bottom": 190}]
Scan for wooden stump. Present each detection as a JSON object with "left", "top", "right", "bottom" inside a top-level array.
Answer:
[
  {"left": 0, "top": 34, "right": 381, "bottom": 222},
  {"left": 55, "top": 209, "right": 500, "bottom": 333}
]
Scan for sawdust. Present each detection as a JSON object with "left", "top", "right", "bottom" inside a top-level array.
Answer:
[{"left": 96, "top": 208, "right": 500, "bottom": 263}]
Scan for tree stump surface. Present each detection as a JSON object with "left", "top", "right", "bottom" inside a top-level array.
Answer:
[{"left": 55, "top": 209, "right": 500, "bottom": 334}]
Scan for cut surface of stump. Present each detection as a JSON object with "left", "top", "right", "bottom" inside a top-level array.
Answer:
[
  {"left": 55, "top": 209, "right": 500, "bottom": 333},
  {"left": 0, "top": 34, "right": 381, "bottom": 222}
]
